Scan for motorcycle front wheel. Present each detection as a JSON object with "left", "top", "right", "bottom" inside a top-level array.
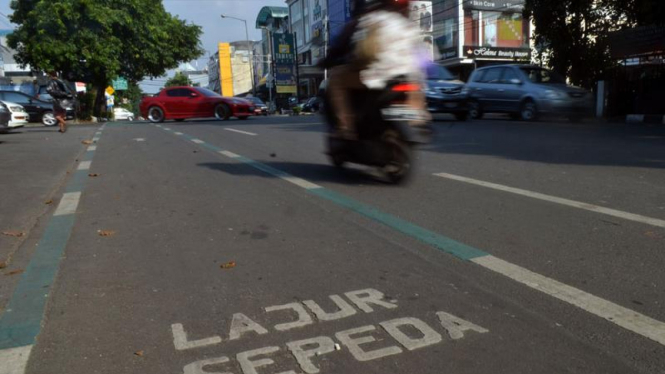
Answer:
[{"left": 381, "top": 130, "right": 412, "bottom": 184}]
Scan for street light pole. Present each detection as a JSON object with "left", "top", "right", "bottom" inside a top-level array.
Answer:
[{"left": 221, "top": 15, "right": 256, "bottom": 96}]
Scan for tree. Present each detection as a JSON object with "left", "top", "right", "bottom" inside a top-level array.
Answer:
[
  {"left": 7, "top": 0, "right": 203, "bottom": 116},
  {"left": 165, "top": 72, "right": 193, "bottom": 87},
  {"left": 525, "top": 0, "right": 665, "bottom": 88}
]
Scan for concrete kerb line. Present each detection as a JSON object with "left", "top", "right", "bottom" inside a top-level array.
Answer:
[
  {"left": 156, "top": 124, "right": 665, "bottom": 348},
  {"left": 0, "top": 125, "right": 107, "bottom": 373}
]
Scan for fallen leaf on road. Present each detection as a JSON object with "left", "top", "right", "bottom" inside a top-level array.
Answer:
[
  {"left": 2, "top": 230, "right": 25, "bottom": 238},
  {"left": 82, "top": 140, "right": 93, "bottom": 145},
  {"left": 220, "top": 261, "right": 236, "bottom": 269},
  {"left": 88, "top": 173, "right": 100, "bottom": 177},
  {"left": 45, "top": 199, "right": 53, "bottom": 205},
  {"left": 0, "top": 262, "right": 7, "bottom": 269},
  {"left": 98, "top": 230, "right": 116, "bottom": 237},
  {"left": 6, "top": 269, "right": 24, "bottom": 276},
  {"left": 134, "top": 350, "right": 144, "bottom": 357}
]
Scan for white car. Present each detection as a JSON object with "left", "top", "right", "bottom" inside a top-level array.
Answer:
[
  {"left": 0, "top": 100, "right": 28, "bottom": 128},
  {"left": 114, "top": 107, "right": 135, "bottom": 121}
]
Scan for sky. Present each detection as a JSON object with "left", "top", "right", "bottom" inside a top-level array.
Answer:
[{"left": 0, "top": 0, "right": 287, "bottom": 92}]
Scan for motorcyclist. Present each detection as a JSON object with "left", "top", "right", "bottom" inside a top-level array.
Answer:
[{"left": 320, "top": 0, "right": 426, "bottom": 140}]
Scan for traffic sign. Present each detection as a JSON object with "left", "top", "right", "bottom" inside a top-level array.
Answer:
[
  {"left": 106, "top": 86, "right": 115, "bottom": 95},
  {"left": 112, "top": 77, "right": 128, "bottom": 90}
]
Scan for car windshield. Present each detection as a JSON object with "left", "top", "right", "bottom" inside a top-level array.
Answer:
[
  {"left": 247, "top": 97, "right": 265, "bottom": 105},
  {"left": 426, "top": 64, "right": 454, "bottom": 81},
  {"left": 194, "top": 87, "right": 223, "bottom": 97},
  {"left": 520, "top": 67, "right": 566, "bottom": 84}
]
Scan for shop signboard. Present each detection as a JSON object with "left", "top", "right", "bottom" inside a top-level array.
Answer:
[
  {"left": 273, "top": 33, "right": 295, "bottom": 65},
  {"left": 438, "top": 47, "right": 458, "bottom": 60},
  {"left": 410, "top": 1, "right": 433, "bottom": 34},
  {"left": 464, "top": 45, "right": 530, "bottom": 60},
  {"left": 275, "top": 65, "right": 297, "bottom": 94},
  {"left": 464, "top": 0, "right": 525, "bottom": 12}
]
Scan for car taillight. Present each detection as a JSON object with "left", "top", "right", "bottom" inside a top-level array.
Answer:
[{"left": 392, "top": 83, "right": 420, "bottom": 92}]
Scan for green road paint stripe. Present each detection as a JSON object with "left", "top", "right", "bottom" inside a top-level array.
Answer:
[
  {"left": 309, "top": 189, "right": 488, "bottom": 261},
  {"left": 0, "top": 128, "right": 104, "bottom": 351}
]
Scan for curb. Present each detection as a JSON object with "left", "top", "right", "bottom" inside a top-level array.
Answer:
[{"left": 626, "top": 114, "right": 665, "bottom": 124}]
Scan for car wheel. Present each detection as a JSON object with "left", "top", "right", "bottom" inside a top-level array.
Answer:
[
  {"left": 520, "top": 100, "right": 538, "bottom": 121},
  {"left": 468, "top": 100, "right": 482, "bottom": 119},
  {"left": 214, "top": 104, "right": 231, "bottom": 121},
  {"left": 148, "top": 106, "right": 165, "bottom": 123},
  {"left": 42, "top": 111, "right": 57, "bottom": 126},
  {"left": 454, "top": 112, "right": 468, "bottom": 121}
]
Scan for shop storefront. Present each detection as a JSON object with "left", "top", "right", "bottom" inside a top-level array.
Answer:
[{"left": 434, "top": 0, "right": 531, "bottom": 80}]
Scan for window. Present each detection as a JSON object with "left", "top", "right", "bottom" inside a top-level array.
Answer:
[
  {"left": 195, "top": 88, "right": 222, "bottom": 97},
  {"left": 3, "top": 92, "right": 27, "bottom": 103},
  {"left": 479, "top": 68, "right": 503, "bottom": 83},
  {"left": 426, "top": 64, "right": 454, "bottom": 81},
  {"left": 166, "top": 89, "right": 190, "bottom": 97},
  {"left": 519, "top": 67, "right": 566, "bottom": 84},
  {"left": 500, "top": 68, "right": 519, "bottom": 83},
  {"left": 471, "top": 70, "right": 486, "bottom": 82}
]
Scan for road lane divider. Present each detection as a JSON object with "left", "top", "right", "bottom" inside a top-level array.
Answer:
[
  {"left": 156, "top": 125, "right": 665, "bottom": 347},
  {"left": 433, "top": 172, "right": 665, "bottom": 229},
  {"left": 0, "top": 125, "right": 106, "bottom": 374},
  {"left": 225, "top": 128, "right": 257, "bottom": 136}
]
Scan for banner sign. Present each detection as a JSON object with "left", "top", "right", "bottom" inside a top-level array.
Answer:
[
  {"left": 273, "top": 33, "right": 295, "bottom": 65},
  {"left": 410, "top": 1, "right": 433, "bottom": 34},
  {"left": 464, "top": 45, "right": 530, "bottom": 59},
  {"left": 463, "top": 0, "right": 525, "bottom": 12},
  {"left": 275, "top": 65, "right": 297, "bottom": 94}
]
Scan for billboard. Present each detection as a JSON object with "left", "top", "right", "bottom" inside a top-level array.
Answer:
[
  {"left": 410, "top": 1, "right": 433, "bottom": 34},
  {"left": 272, "top": 33, "right": 297, "bottom": 94}
]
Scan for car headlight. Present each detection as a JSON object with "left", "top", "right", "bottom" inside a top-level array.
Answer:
[
  {"left": 543, "top": 90, "right": 565, "bottom": 99},
  {"left": 10, "top": 106, "right": 23, "bottom": 112}
]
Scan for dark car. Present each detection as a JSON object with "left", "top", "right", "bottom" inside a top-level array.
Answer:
[
  {"left": 302, "top": 96, "right": 322, "bottom": 113},
  {"left": 0, "top": 91, "right": 74, "bottom": 126},
  {"left": 465, "top": 65, "right": 593, "bottom": 121},
  {"left": 424, "top": 63, "right": 469, "bottom": 121},
  {"left": 139, "top": 86, "right": 255, "bottom": 123},
  {"left": 247, "top": 97, "right": 268, "bottom": 116},
  {"left": 0, "top": 102, "right": 11, "bottom": 132}
]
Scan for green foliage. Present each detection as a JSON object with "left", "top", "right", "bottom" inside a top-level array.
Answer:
[
  {"left": 115, "top": 82, "right": 143, "bottom": 115},
  {"left": 165, "top": 72, "right": 193, "bottom": 87},
  {"left": 525, "top": 0, "right": 665, "bottom": 88},
  {"left": 77, "top": 90, "right": 96, "bottom": 120},
  {"left": 7, "top": 0, "right": 203, "bottom": 88}
]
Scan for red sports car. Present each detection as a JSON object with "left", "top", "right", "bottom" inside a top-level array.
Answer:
[{"left": 140, "top": 86, "right": 255, "bottom": 123}]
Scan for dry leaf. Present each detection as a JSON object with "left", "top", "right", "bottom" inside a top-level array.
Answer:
[
  {"left": 220, "top": 261, "right": 236, "bottom": 269},
  {"left": 134, "top": 350, "right": 144, "bottom": 357},
  {"left": 0, "top": 261, "right": 7, "bottom": 269},
  {"left": 88, "top": 173, "right": 100, "bottom": 177},
  {"left": 45, "top": 199, "right": 53, "bottom": 205},
  {"left": 98, "top": 230, "right": 116, "bottom": 237},
  {"left": 6, "top": 269, "right": 24, "bottom": 276},
  {"left": 82, "top": 140, "right": 93, "bottom": 145},
  {"left": 2, "top": 230, "right": 25, "bottom": 238}
]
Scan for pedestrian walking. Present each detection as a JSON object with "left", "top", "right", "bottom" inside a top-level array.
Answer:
[{"left": 46, "top": 71, "right": 73, "bottom": 133}]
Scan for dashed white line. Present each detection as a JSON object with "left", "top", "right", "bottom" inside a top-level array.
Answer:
[
  {"left": 87, "top": 145, "right": 97, "bottom": 151},
  {"left": 219, "top": 150, "right": 241, "bottom": 158},
  {"left": 0, "top": 345, "right": 33, "bottom": 374},
  {"left": 191, "top": 139, "right": 204, "bottom": 144},
  {"left": 433, "top": 172, "right": 665, "bottom": 228},
  {"left": 224, "top": 128, "right": 257, "bottom": 136},
  {"left": 53, "top": 192, "right": 81, "bottom": 216},
  {"left": 281, "top": 176, "right": 322, "bottom": 190},
  {"left": 77, "top": 161, "right": 91, "bottom": 170},
  {"left": 174, "top": 132, "right": 183, "bottom": 136},
  {"left": 472, "top": 255, "right": 665, "bottom": 345}
]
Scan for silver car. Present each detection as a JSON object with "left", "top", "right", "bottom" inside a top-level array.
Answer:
[{"left": 466, "top": 65, "right": 593, "bottom": 121}]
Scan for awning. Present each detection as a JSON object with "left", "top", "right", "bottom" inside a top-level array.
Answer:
[{"left": 255, "top": 6, "right": 288, "bottom": 29}]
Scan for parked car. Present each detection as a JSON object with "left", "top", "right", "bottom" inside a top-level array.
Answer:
[
  {"left": 0, "top": 102, "right": 11, "bottom": 132},
  {"left": 302, "top": 96, "right": 322, "bottom": 113},
  {"left": 139, "top": 86, "right": 255, "bottom": 123},
  {"left": 424, "top": 63, "right": 469, "bottom": 121},
  {"left": 0, "top": 91, "right": 74, "bottom": 126},
  {"left": 246, "top": 97, "right": 268, "bottom": 116},
  {"left": 466, "top": 65, "right": 593, "bottom": 121},
  {"left": 0, "top": 100, "right": 29, "bottom": 128},
  {"left": 113, "top": 107, "right": 135, "bottom": 121}
]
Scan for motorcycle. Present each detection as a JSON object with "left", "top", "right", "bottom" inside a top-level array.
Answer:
[{"left": 321, "top": 79, "right": 432, "bottom": 184}]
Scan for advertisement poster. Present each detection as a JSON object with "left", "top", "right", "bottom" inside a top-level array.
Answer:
[
  {"left": 410, "top": 1, "right": 433, "bottom": 34},
  {"left": 275, "top": 65, "right": 297, "bottom": 94},
  {"left": 272, "top": 33, "right": 297, "bottom": 94}
]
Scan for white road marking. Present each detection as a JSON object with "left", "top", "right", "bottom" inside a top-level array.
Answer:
[
  {"left": 0, "top": 345, "right": 33, "bottom": 374},
  {"left": 77, "top": 161, "right": 91, "bottom": 170},
  {"left": 92, "top": 137, "right": 100, "bottom": 142},
  {"left": 164, "top": 127, "right": 172, "bottom": 131},
  {"left": 264, "top": 303, "right": 313, "bottom": 331},
  {"left": 133, "top": 138, "right": 145, "bottom": 142},
  {"left": 281, "top": 176, "right": 322, "bottom": 190},
  {"left": 219, "top": 150, "right": 241, "bottom": 158},
  {"left": 87, "top": 145, "right": 97, "bottom": 151},
  {"left": 171, "top": 323, "right": 222, "bottom": 351},
  {"left": 472, "top": 255, "right": 665, "bottom": 345},
  {"left": 191, "top": 139, "right": 204, "bottom": 144},
  {"left": 53, "top": 192, "right": 81, "bottom": 217},
  {"left": 174, "top": 132, "right": 183, "bottom": 136},
  {"left": 433, "top": 172, "right": 665, "bottom": 228},
  {"left": 225, "top": 128, "right": 257, "bottom": 136}
]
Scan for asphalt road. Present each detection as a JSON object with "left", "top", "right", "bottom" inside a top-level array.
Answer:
[{"left": 1, "top": 116, "right": 664, "bottom": 374}]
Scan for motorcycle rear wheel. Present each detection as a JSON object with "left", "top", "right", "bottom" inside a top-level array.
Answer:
[{"left": 381, "top": 130, "right": 412, "bottom": 184}]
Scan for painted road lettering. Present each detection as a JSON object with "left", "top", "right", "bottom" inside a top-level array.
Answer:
[{"left": 174, "top": 288, "right": 489, "bottom": 374}]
